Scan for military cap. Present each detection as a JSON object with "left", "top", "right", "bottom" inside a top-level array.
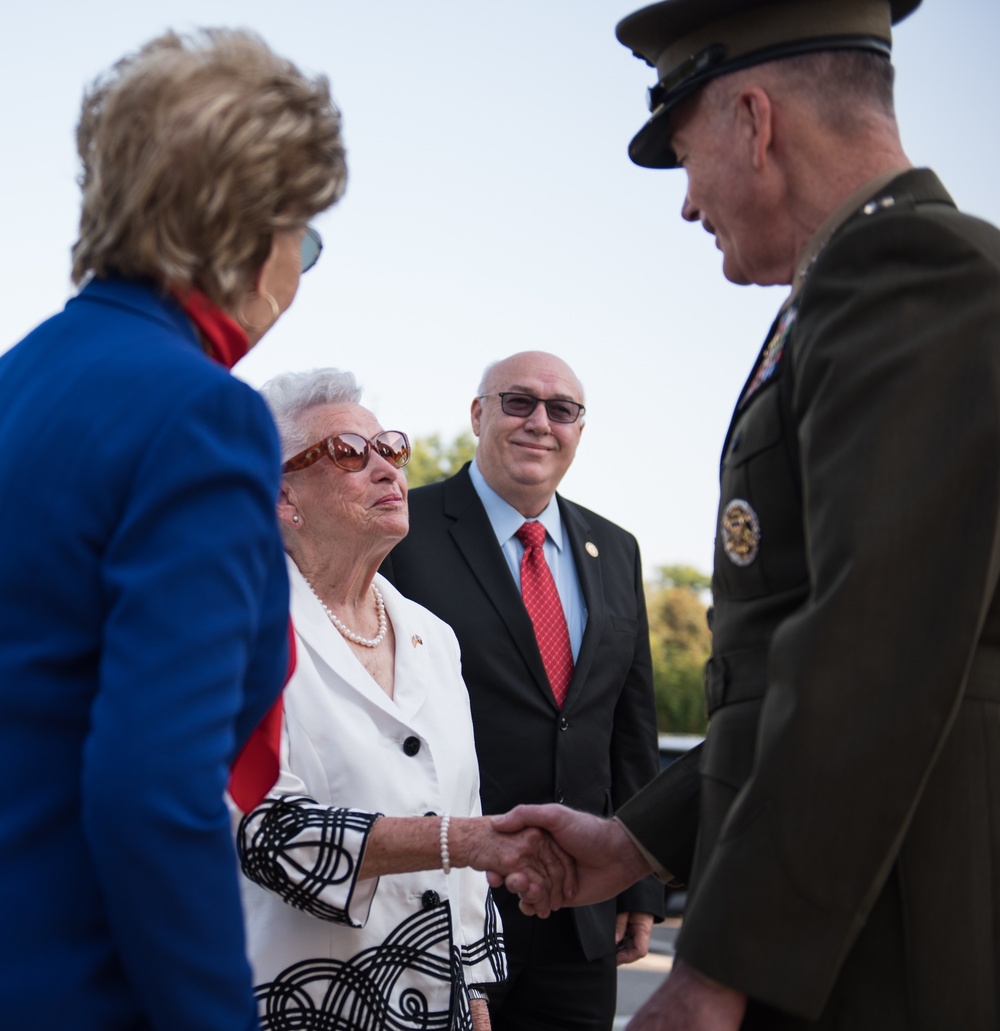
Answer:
[{"left": 616, "top": 0, "right": 922, "bottom": 168}]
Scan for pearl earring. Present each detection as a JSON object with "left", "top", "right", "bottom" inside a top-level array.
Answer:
[{"left": 292, "top": 514, "right": 300, "bottom": 523}]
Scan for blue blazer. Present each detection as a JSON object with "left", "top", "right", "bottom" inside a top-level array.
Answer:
[{"left": 0, "top": 279, "right": 289, "bottom": 1030}]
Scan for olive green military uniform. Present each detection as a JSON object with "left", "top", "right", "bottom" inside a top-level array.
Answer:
[{"left": 619, "top": 167, "right": 1000, "bottom": 1028}]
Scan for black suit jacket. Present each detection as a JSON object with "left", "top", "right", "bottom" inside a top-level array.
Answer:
[{"left": 382, "top": 464, "right": 664, "bottom": 958}]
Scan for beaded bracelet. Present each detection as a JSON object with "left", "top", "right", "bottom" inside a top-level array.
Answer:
[{"left": 439, "top": 813, "right": 451, "bottom": 875}]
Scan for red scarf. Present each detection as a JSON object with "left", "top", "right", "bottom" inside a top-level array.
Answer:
[
  {"left": 172, "top": 286, "right": 292, "bottom": 811},
  {"left": 228, "top": 624, "right": 296, "bottom": 813},
  {"left": 171, "top": 286, "right": 249, "bottom": 369}
]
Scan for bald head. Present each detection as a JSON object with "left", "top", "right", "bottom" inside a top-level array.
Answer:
[
  {"left": 478, "top": 351, "right": 585, "bottom": 402},
  {"left": 471, "top": 351, "right": 586, "bottom": 517}
]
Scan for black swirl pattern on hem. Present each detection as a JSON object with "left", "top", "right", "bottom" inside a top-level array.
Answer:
[{"left": 256, "top": 904, "right": 469, "bottom": 1030}]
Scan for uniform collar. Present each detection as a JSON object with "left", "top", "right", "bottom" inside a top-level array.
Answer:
[{"left": 791, "top": 166, "right": 912, "bottom": 300}]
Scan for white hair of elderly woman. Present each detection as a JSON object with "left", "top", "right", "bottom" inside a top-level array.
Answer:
[{"left": 259, "top": 368, "right": 363, "bottom": 461}]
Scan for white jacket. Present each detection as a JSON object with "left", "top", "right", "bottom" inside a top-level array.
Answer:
[{"left": 231, "top": 562, "right": 505, "bottom": 1031}]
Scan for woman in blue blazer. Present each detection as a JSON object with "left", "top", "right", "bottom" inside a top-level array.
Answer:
[{"left": 0, "top": 29, "right": 347, "bottom": 1031}]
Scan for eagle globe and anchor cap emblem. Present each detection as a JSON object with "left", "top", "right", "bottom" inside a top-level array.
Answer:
[{"left": 721, "top": 498, "right": 761, "bottom": 567}]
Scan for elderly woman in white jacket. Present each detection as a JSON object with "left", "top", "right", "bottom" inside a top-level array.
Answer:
[{"left": 230, "top": 368, "right": 570, "bottom": 1031}]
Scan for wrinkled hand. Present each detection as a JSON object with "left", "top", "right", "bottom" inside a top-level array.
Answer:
[
  {"left": 451, "top": 817, "right": 577, "bottom": 917},
  {"left": 626, "top": 957, "right": 746, "bottom": 1030},
  {"left": 487, "top": 804, "right": 652, "bottom": 915},
  {"left": 615, "top": 911, "right": 654, "bottom": 966}
]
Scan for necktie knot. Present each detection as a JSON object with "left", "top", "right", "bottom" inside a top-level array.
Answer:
[{"left": 516, "top": 521, "right": 547, "bottom": 550}]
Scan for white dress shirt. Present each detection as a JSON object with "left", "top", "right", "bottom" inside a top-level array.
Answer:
[{"left": 469, "top": 458, "right": 587, "bottom": 659}]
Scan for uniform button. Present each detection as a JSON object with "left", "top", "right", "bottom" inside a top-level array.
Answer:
[
  {"left": 421, "top": 890, "right": 440, "bottom": 909},
  {"left": 403, "top": 736, "right": 421, "bottom": 756},
  {"left": 559, "top": 717, "right": 570, "bottom": 731}
]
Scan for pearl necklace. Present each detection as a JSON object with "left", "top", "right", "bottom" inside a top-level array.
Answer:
[{"left": 306, "top": 578, "right": 388, "bottom": 648}]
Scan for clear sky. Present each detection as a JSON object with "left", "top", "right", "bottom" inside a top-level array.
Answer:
[{"left": 3, "top": 0, "right": 998, "bottom": 574}]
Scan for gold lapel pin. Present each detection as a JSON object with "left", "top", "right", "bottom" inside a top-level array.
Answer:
[
  {"left": 585, "top": 541, "right": 599, "bottom": 558},
  {"left": 411, "top": 634, "right": 423, "bottom": 648}
]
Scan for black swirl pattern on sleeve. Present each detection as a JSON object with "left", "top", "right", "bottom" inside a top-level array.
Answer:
[
  {"left": 460, "top": 888, "right": 507, "bottom": 983},
  {"left": 238, "top": 795, "right": 381, "bottom": 923}
]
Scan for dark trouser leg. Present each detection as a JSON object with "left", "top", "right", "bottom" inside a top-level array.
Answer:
[{"left": 486, "top": 897, "right": 617, "bottom": 1031}]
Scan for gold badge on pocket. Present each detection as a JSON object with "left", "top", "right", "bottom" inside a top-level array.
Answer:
[{"left": 721, "top": 499, "right": 760, "bottom": 567}]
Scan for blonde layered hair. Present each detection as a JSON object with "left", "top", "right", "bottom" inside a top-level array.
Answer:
[{"left": 72, "top": 28, "right": 347, "bottom": 311}]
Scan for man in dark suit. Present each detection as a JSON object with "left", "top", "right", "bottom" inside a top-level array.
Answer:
[
  {"left": 492, "top": 1, "right": 1000, "bottom": 1029},
  {"left": 382, "top": 350, "right": 663, "bottom": 1030}
]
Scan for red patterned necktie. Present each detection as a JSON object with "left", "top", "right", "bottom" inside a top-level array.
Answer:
[{"left": 515, "top": 521, "right": 574, "bottom": 707}]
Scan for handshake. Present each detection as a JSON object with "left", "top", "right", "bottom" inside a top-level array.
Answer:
[
  {"left": 451, "top": 804, "right": 654, "bottom": 918},
  {"left": 459, "top": 805, "right": 749, "bottom": 1030}
]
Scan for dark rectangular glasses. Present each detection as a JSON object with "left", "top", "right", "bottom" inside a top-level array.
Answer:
[
  {"left": 283, "top": 430, "right": 411, "bottom": 474},
  {"left": 480, "top": 392, "right": 585, "bottom": 424}
]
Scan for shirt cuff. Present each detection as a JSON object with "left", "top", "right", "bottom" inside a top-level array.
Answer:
[{"left": 613, "top": 816, "right": 683, "bottom": 888}]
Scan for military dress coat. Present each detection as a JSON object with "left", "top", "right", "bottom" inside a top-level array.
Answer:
[{"left": 618, "top": 169, "right": 1000, "bottom": 1029}]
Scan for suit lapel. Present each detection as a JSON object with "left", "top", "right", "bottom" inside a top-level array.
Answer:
[
  {"left": 720, "top": 171, "right": 957, "bottom": 473},
  {"left": 443, "top": 469, "right": 552, "bottom": 700},
  {"left": 376, "top": 579, "right": 430, "bottom": 721},
  {"left": 286, "top": 560, "right": 406, "bottom": 721},
  {"left": 559, "top": 499, "right": 605, "bottom": 711}
]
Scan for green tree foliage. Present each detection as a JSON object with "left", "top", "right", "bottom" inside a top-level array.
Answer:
[
  {"left": 646, "top": 574, "right": 711, "bottom": 735},
  {"left": 652, "top": 563, "right": 711, "bottom": 593},
  {"left": 406, "top": 431, "right": 477, "bottom": 488}
]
